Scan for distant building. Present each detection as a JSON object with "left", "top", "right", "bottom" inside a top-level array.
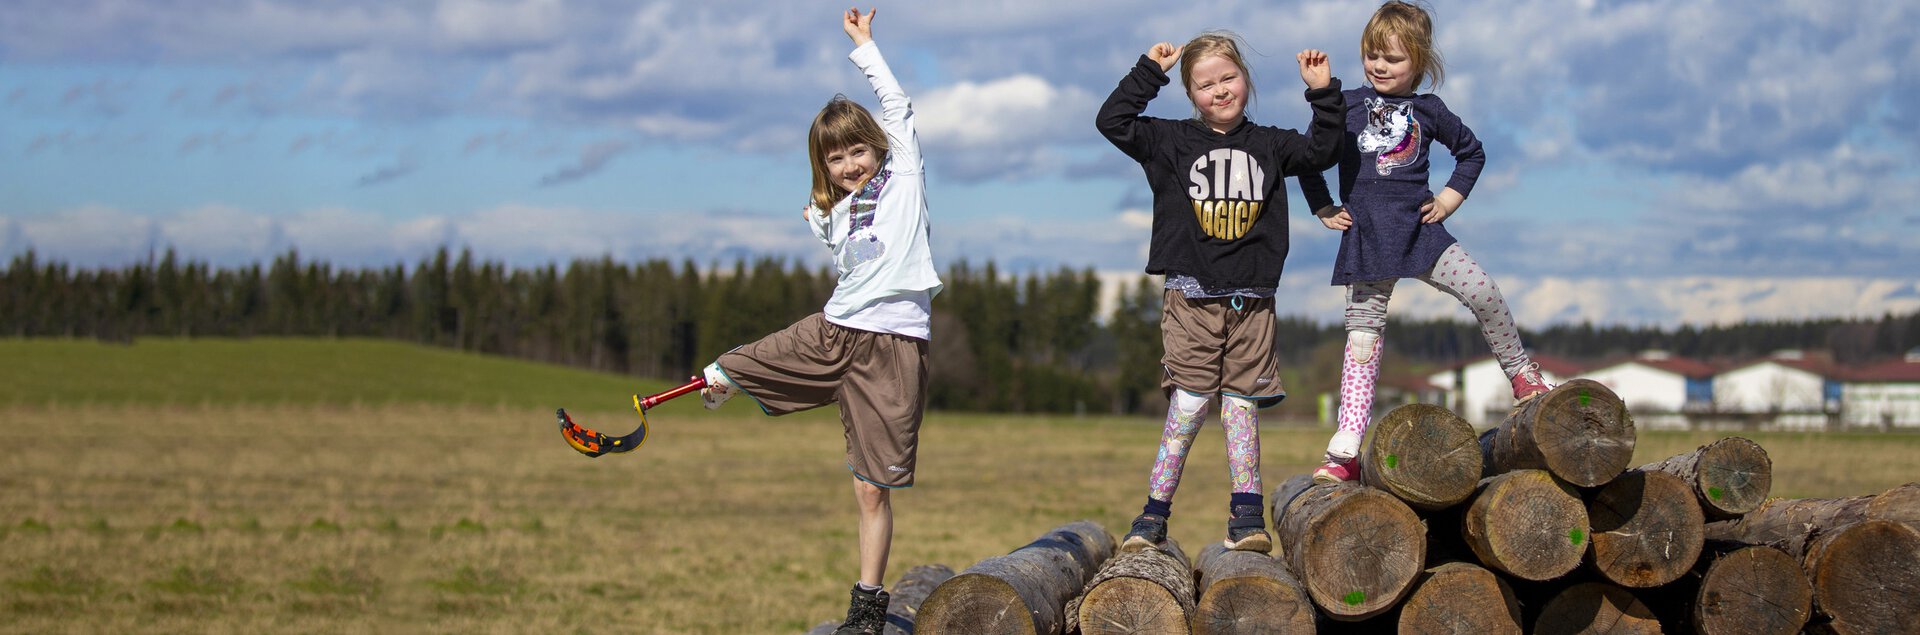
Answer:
[
  {"left": 1424, "top": 353, "right": 1583, "bottom": 427},
  {"left": 1840, "top": 349, "right": 1920, "bottom": 429},
  {"left": 1581, "top": 350, "right": 1716, "bottom": 430},
  {"left": 1711, "top": 350, "right": 1841, "bottom": 431}
]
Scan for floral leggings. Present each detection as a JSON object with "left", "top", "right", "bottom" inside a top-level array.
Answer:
[{"left": 1147, "top": 391, "right": 1261, "bottom": 502}]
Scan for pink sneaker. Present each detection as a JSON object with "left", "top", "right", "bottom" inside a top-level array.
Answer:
[
  {"left": 1313, "top": 459, "right": 1356, "bottom": 484},
  {"left": 1511, "top": 362, "right": 1551, "bottom": 403}
]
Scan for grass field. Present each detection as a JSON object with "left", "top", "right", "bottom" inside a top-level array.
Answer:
[{"left": 2, "top": 338, "right": 1916, "bottom": 633}]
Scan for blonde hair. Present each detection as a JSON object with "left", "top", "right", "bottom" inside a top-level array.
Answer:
[
  {"left": 1178, "top": 31, "right": 1257, "bottom": 121},
  {"left": 807, "top": 95, "right": 890, "bottom": 211},
  {"left": 1363, "top": 0, "right": 1444, "bottom": 92}
]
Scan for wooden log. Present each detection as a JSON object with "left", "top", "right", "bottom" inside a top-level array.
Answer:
[
  {"left": 1358, "top": 403, "right": 1483, "bottom": 511},
  {"left": 1637, "top": 436, "right": 1772, "bottom": 521},
  {"left": 1645, "top": 544, "right": 1810, "bottom": 635},
  {"left": 1067, "top": 538, "right": 1194, "bottom": 635},
  {"left": 1462, "top": 469, "right": 1589, "bottom": 581},
  {"left": 1271, "top": 479, "right": 1425, "bottom": 621},
  {"left": 1703, "top": 493, "right": 1874, "bottom": 558},
  {"left": 1586, "top": 469, "right": 1705, "bottom": 588},
  {"left": 806, "top": 564, "right": 957, "bottom": 635},
  {"left": 916, "top": 520, "right": 1115, "bottom": 635},
  {"left": 1799, "top": 519, "right": 1920, "bottom": 635},
  {"left": 1395, "top": 561, "right": 1522, "bottom": 635},
  {"left": 1483, "top": 379, "right": 1636, "bottom": 487},
  {"left": 1534, "top": 582, "right": 1662, "bottom": 635},
  {"left": 1864, "top": 481, "right": 1920, "bottom": 528},
  {"left": 1189, "top": 542, "right": 1315, "bottom": 635}
]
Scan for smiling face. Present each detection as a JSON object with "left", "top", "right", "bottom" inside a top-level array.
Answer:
[
  {"left": 824, "top": 143, "right": 879, "bottom": 193},
  {"left": 1186, "top": 54, "right": 1248, "bottom": 133},
  {"left": 1365, "top": 34, "right": 1419, "bottom": 96}
]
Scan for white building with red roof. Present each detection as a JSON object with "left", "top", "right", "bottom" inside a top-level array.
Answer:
[
  {"left": 1711, "top": 350, "right": 1841, "bottom": 431},
  {"left": 1424, "top": 353, "right": 1583, "bottom": 427},
  {"left": 1841, "top": 350, "right": 1920, "bottom": 429},
  {"left": 1580, "top": 350, "right": 1718, "bottom": 430}
]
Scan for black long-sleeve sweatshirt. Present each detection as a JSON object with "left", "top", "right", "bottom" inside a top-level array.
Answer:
[{"left": 1096, "top": 55, "right": 1344, "bottom": 290}]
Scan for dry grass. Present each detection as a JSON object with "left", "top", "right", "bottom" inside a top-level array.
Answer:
[{"left": 2, "top": 403, "right": 1914, "bottom": 633}]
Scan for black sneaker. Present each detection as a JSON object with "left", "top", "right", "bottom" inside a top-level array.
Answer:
[
  {"left": 833, "top": 584, "right": 889, "bottom": 635},
  {"left": 1224, "top": 504, "right": 1272, "bottom": 553},
  {"left": 1120, "top": 513, "right": 1168, "bottom": 553}
]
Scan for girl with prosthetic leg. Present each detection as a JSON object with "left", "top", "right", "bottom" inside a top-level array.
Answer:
[
  {"left": 1302, "top": 1, "right": 1549, "bottom": 484},
  {"left": 1096, "top": 32, "right": 1344, "bottom": 553}
]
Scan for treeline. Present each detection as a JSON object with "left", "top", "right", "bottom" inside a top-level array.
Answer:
[{"left": 5, "top": 250, "right": 1919, "bottom": 415}]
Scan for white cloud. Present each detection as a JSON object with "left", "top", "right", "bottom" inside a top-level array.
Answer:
[
  {"left": 432, "top": 0, "right": 565, "bottom": 51},
  {"left": 918, "top": 75, "right": 1096, "bottom": 149}
]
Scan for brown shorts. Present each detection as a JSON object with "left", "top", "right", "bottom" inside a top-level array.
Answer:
[
  {"left": 715, "top": 313, "right": 928, "bottom": 488},
  {"left": 1160, "top": 290, "right": 1285, "bottom": 402}
]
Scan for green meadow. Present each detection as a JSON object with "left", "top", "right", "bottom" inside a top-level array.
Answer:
[{"left": 1, "top": 338, "right": 1914, "bottom": 633}]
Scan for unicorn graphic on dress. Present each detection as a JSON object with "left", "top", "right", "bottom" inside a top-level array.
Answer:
[{"left": 1357, "top": 97, "right": 1421, "bottom": 176}]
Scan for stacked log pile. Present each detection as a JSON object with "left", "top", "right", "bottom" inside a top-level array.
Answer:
[{"left": 838, "top": 381, "right": 1917, "bottom": 634}]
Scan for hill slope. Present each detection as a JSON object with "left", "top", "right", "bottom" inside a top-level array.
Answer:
[{"left": 0, "top": 337, "right": 678, "bottom": 410}]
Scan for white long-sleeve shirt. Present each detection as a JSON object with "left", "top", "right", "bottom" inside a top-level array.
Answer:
[{"left": 806, "top": 41, "right": 942, "bottom": 340}]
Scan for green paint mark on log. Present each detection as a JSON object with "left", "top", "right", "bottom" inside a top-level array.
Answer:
[
  {"left": 1708, "top": 487, "right": 1725, "bottom": 500},
  {"left": 1386, "top": 454, "right": 1400, "bottom": 469},
  {"left": 1570, "top": 528, "right": 1586, "bottom": 546},
  {"left": 1579, "top": 390, "right": 1590, "bottom": 407},
  {"left": 1343, "top": 590, "right": 1367, "bottom": 606}
]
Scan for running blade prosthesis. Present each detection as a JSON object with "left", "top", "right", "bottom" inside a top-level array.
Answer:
[{"left": 557, "top": 376, "right": 705, "bottom": 458}]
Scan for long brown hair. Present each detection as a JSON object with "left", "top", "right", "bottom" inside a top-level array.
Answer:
[
  {"left": 807, "top": 95, "right": 890, "bottom": 211},
  {"left": 1363, "top": 1, "right": 1445, "bottom": 92},
  {"left": 1178, "top": 31, "right": 1258, "bottom": 121}
]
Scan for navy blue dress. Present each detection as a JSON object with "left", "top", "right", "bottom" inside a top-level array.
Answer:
[{"left": 1299, "top": 86, "right": 1485, "bottom": 285}]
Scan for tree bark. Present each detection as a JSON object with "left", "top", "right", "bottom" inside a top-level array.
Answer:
[
  {"left": 916, "top": 520, "right": 1115, "bottom": 635},
  {"left": 1864, "top": 481, "right": 1920, "bottom": 529},
  {"left": 1359, "top": 403, "right": 1483, "bottom": 512},
  {"left": 1463, "top": 469, "right": 1589, "bottom": 581},
  {"left": 1395, "top": 561, "right": 1522, "bottom": 635},
  {"left": 1586, "top": 469, "right": 1705, "bottom": 588},
  {"left": 806, "top": 564, "right": 957, "bottom": 635},
  {"left": 1702, "top": 492, "right": 1875, "bottom": 558},
  {"left": 1534, "top": 582, "right": 1662, "bottom": 635},
  {"left": 1636, "top": 437, "right": 1772, "bottom": 520},
  {"left": 1067, "top": 538, "right": 1194, "bottom": 635},
  {"left": 1484, "top": 379, "right": 1636, "bottom": 487},
  {"left": 1271, "top": 478, "right": 1425, "bottom": 621},
  {"left": 1189, "top": 542, "right": 1315, "bottom": 635}
]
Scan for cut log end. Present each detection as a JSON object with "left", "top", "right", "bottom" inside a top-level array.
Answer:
[
  {"left": 1284, "top": 483, "right": 1426, "bottom": 620},
  {"left": 1530, "top": 379, "right": 1637, "bottom": 487},
  {"left": 1805, "top": 519, "right": 1920, "bottom": 635},
  {"left": 1466, "top": 470, "right": 1589, "bottom": 581},
  {"left": 1535, "top": 582, "right": 1662, "bottom": 635},
  {"left": 1078, "top": 577, "right": 1188, "bottom": 635},
  {"left": 1694, "top": 546, "right": 1811, "bottom": 635},
  {"left": 1396, "top": 562, "right": 1522, "bottom": 635},
  {"left": 915, "top": 573, "right": 1035, "bottom": 635},
  {"left": 1697, "top": 436, "right": 1773, "bottom": 517},
  {"left": 1587, "top": 470, "right": 1706, "bottom": 588},
  {"left": 1191, "top": 543, "right": 1314, "bottom": 635},
  {"left": 1362, "top": 403, "right": 1483, "bottom": 511}
]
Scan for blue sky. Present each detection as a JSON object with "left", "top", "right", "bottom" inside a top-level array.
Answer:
[{"left": 4, "top": 0, "right": 1918, "bottom": 326}]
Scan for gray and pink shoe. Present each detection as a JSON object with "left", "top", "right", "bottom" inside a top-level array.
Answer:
[{"left": 1510, "top": 361, "right": 1551, "bottom": 404}]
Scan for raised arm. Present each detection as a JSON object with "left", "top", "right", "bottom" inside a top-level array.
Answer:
[
  {"left": 1094, "top": 43, "right": 1180, "bottom": 162},
  {"left": 844, "top": 8, "right": 920, "bottom": 174},
  {"left": 1273, "top": 50, "right": 1344, "bottom": 176}
]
